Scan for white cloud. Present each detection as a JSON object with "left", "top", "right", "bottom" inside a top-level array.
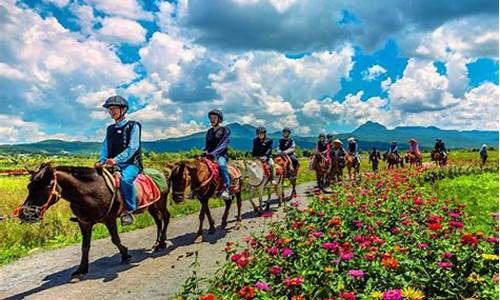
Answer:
[
  {"left": 98, "top": 17, "right": 147, "bottom": 45},
  {"left": 43, "top": 0, "right": 70, "bottom": 8},
  {"left": 69, "top": 3, "right": 97, "bottom": 36},
  {"left": 85, "top": 0, "right": 152, "bottom": 20},
  {"left": 362, "top": 64, "right": 387, "bottom": 81}
]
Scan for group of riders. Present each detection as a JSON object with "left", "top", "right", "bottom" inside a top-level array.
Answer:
[{"left": 97, "top": 95, "right": 488, "bottom": 225}]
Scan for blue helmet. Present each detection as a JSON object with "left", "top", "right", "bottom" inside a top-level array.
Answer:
[
  {"left": 256, "top": 126, "right": 267, "bottom": 134},
  {"left": 102, "top": 95, "right": 128, "bottom": 109}
]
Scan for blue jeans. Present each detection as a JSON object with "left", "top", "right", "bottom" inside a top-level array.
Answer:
[
  {"left": 119, "top": 165, "right": 139, "bottom": 212},
  {"left": 216, "top": 156, "right": 231, "bottom": 188}
]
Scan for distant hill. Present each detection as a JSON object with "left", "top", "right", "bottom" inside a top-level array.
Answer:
[{"left": 0, "top": 122, "right": 497, "bottom": 154}]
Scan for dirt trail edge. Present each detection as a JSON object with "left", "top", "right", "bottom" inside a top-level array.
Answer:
[{"left": 0, "top": 182, "right": 315, "bottom": 300}]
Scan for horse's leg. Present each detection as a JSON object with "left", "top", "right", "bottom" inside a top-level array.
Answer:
[
  {"left": 158, "top": 192, "right": 171, "bottom": 248},
  {"left": 291, "top": 177, "right": 297, "bottom": 198},
  {"left": 203, "top": 200, "right": 216, "bottom": 235},
  {"left": 235, "top": 192, "right": 242, "bottom": 228},
  {"left": 147, "top": 205, "right": 164, "bottom": 251},
  {"left": 195, "top": 200, "right": 206, "bottom": 243},
  {"left": 220, "top": 198, "right": 231, "bottom": 229},
  {"left": 71, "top": 222, "right": 94, "bottom": 278},
  {"left": 248, "top": 187, "right": 259, "bottom": 213},
  {"left": 105, "top": 219, "right": 132, "bottom": 260}
]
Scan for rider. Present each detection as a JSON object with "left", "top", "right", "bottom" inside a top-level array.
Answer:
[
  {"left": 408, "top": 138, "right": 421, "bottom": 158},
  {"left": 434, "top": 138, "right": 447, "bottom": 159},
  {"left": 316, "top": 133, "right": 330, "bottom": 155},
  {"left": 202, "top": 109, "right": 231, "bottom": 200},
  {"left": 252, "top": 126, "right": 277, "bottom": 184},
  {"left": 96, "top": 95, "right": 143, "bottom": 225},
  {"left": 347, "top": 137, "right": 360, "bottom": 165},
  {"left": 480, "top": 144, "right": 488, "bottom": 165},
  {"left": 277, "top": 127, "right": 299, "bottom": 172},
  {"left": 369, "top": 147, "right": 381, "bottom": 173},
  {"left": 388, "top": 141, "right": 401, "bottom": 160},
  {"left": 329, "top": 139, "right": 346, "bottom": 169}
]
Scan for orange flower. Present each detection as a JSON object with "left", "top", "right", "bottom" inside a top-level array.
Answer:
[
  {"left": 199, "top": 293, "right": 215, "bottom": 300},
  {"left": 239, "top": 286, "right": 256, "bottom": 299},
  {"left": 324, "top": 266, "right": 334, "bottom": 273},
  {"left": 328, "top": 216, "right": 342, "bottom": 226},
  {"left": 291, "top": 296, "right": 306, "bottom": 300},
  {"left": 381, "top": 253, "right": 399, "bottom": 269}
]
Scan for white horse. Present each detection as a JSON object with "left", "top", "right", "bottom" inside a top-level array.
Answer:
[{"left": 236, "top": 159, "right": 283, "bottom": 213}]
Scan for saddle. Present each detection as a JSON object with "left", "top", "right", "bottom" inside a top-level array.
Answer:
[
  {"left": 102, "top": 167, "right": 163, "bottom": 213},
  {"left": 202, "top": 158, "right": 241, "bottom": 194},
  {"left": 260, "top": 160, "right": 272, "bottom": 178}
]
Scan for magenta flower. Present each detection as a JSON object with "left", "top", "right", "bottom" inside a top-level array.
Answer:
[
  {"left": 417, "top": 243, "right": 429, "bottom": 249},
  {"left": 448, "top": 220, "right": 464, "bottom": 229},
  {"left": 348, "top": 269, "right": 364, "bottom": 279},
  {"left": 281, "top": 248, "right": 294, "bottom": 257},
  {"left": 487, "top": 236, "right": 499, "bottom": 243},
  {"left": 290, "top": 200, "right": 301, "bottom": 207},
  {"left": 312, "top": 231, "right": 324, "bottom": 238},
  {"left": 340, "top": 251, "right": 354, "bottom": 260},
  {"left": 442, "top": 252, "right": 453, "bottom": 259},
  {"left": 266, "top": 246, "right": 278, "bottom": 256},
  {"left": 322, "top": 242, "right": 339, "bottom": 251},
  {"left": 438, "top": 261, "right": 453, "bottom": 268},
  {"left": 254, "top": 281, "right": 269, "bottom": 291},
  {"left": 269, "top": 265, "right": 282, "bottom": 275},
  {"left": 383, "top": 289, "right": 403, "bottom": 300}
]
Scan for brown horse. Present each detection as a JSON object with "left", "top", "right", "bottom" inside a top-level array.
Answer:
[
  {"left": 329, "top": 155, "right": 344, "bottom": 184},
  {"left": 311, "top": 153, "right": 329, "bottom": 190},
  {"left": 168, "top": 158, "right": 242, "bottom": 243},
  {"left": 274, "top": 154, "right": 298, "bottom": 198},
  {"left": 15, "top": 163, "right": 170, "bottom": 280},
  {"left": 431, "top": 150, "right": 447, "bottom": 166},
  {"left": 345, "top": 153, "right": 360, "bottom": 179},
  {"left": 383, "top": 152, "right": 404, "bottom": 169},
  {"left": 404, "top": 152, "right": 422, "bottom": 167}
]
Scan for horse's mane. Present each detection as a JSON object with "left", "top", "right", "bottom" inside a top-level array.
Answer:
[{"left": 57, "top": 166, "right": 100, "bottom": 181}]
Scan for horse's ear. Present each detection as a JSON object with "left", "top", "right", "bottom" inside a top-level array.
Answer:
[{"left": 164, "top": 162, "right": 176, "bottom": 170}]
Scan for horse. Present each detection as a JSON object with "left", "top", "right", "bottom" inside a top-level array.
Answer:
[
  {"left": 329, "top": 154, "right": 344, "bottom": 184},
  {"left": 168, "top": 157, "right": 242, "bottom": 243},
  {"left": 431, "top": 150, "right": 447, "bottom": 167},
  {"left": 383, "top": 152, "right": 404, "bottom": 169},
  {"left": 274, "top": 154, "right": 299, "bottom": 199},
  {"left": 237, "top": 159, "right": 283, "bottom": 213},
  {"left": 345, "top": 153, "right": 360, "bottom": 179},
  {"left": 311, "top": 152, "right": 330, "bottom": 190},
  {"left": 14, "top": 163, "right": 170, "bottom": 280},
  {"left": 404, "top": 152, "right": 422, "bottom": 167}
]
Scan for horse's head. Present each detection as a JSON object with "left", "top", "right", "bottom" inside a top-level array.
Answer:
[
  {"left": 242, "top": 160, "right": 265, "bottom": 186},
  {"left": 167, "top": 161, "right": 192, "bottom": 203},
  {"left": 16, "top": 163, "right": 62, "bottom": 223}
]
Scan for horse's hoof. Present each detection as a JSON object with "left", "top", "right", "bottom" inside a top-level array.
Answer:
[
  {"left": 70, "top": 268, "right": 87, "bottom": 281},
  {"left": 121, "top": 253, "right": 132, "bottom": 262},
  {"left": 220, "top": 222, "right": 227, "bottom": 230},
  {"left": 208, "top": 227, "right": 216, "bottom": 235},
  {"left": 194, "top": 235, "right": 204, "bottom": 243},
  {"left": 69, "top": 275, "right": 83, "bottom": 283}
]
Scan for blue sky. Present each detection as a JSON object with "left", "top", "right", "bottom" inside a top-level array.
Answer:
[{"left": 0, "top": 0, "right": 498, "bottom": 143}]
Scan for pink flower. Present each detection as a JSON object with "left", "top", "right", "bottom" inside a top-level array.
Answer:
[
  {"left": 283, "top": 276, "right": 304, "bottom": 287},
  {"left": 487, "top": 236, "right": 499, "bottom": 243},
  {"left": 383, "top": 289, "right": 403, "bottom": 300},
  {"left": 322, "top": 242, "right": 339, "bottom": 251},
  {"left": 254, "top": 281, "right": 269, "bottom": 291},
  {"left": 312, "top": 231, "right": 324, "bottom": 238},
  {"left": 448, "top": 211, "right": 462, "bottom": 218},
  {"left": 281, "top": 248, "right": 294, "bottom": 257},
  {"left": 340, "top": 251, "right": 354, "bottom": 260},
  {"left": 417, "top": 243, "right": 429, "bottom": 249},
  {"left": 266, "top": 246, "right": 279, "bottom": 256},
  {"left": 269, "top": 265, "right": 282, "bottom": 275},
  {"left": 442, "top": 252, "right": 453, "bottom": 259},
  {"left": 438, "top": 261, "right": 453, "bottom": 268},
  {"left": 338, "top": 291, "right": 356, "bottom": 300},
  {"left": 448, "top": 220, "right": 464, "bottom": 229},
  {"left": 348, "top": 269, "right": 364, "bottom": 280},
  {"left": 353, "top": 236, "right": 367, "bottom": 243},
  {"left": 291, "top": 200, "right": 301, "bottom": 207}
]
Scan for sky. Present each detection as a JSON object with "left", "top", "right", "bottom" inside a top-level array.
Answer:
[{"left": 0, "top": 0, "right": 498, "bottom": 143}]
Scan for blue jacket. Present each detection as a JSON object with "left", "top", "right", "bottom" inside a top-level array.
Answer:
[{"left": 99, "top": 118, "right": 141, "bottom": 169}]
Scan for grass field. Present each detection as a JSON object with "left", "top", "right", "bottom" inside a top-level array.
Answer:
[{"left": 0, "top": 149, "right": 497, "bottom": 266}]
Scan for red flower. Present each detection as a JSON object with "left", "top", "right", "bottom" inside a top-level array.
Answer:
[
  {"left": 338, "top": 291, "right": 356, "bottom": 300},
  {"left": 199, "top": 293, "right": 215, "bottom": 300},
  {"left": 428, "top": 223, "right": 442, "bottom": 231},
  {"left": 283, "top": 276, "right": 304, "bottom": 287},
  {"left": 269, "top": 265, "right": 282, "bottom": 275},
  {"left": 461, "top": 233, "right": 479, "bottom": 246},
  {"left": 239, "top": 286, "right": 256, "bottom": 299}
]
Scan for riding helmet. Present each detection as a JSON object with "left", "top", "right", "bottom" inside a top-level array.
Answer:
[
  {"left": 208, "top": 109, "right": 223, "bottom": 121},
  {"left": 102, "top": 95, "right": 129, "bottom": 109}
]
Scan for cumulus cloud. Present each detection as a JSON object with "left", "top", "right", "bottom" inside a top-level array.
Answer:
[
  {"left": 85, "top": 0, "right": 152, "bottom": 21},
  {"left": 362, "top": 64, "right": 387, "bottom": 81},
  {"left": 98, "top": 17, "right": 147, "bottom": 45}
]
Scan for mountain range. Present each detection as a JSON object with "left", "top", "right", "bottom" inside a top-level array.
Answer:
[{"left": 0, "top": 122, "right": 497, "bottom": 154}]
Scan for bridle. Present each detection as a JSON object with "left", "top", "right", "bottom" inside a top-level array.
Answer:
[{"left": 13, "top": 171, "right": 62, "bottom": 222}]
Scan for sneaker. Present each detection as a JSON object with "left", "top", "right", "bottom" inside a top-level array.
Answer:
[
  {"left": 271, "top": 179, "right": 278, "bottom": 185},
  {"left": 121, "top": 213, "right": 135, "bottom": 225},
  {"left": 221, "top": 189, "right": 230, "bottom": 200}
]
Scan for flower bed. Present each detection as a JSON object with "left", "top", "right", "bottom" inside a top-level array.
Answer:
[{"left": 186, "top": 169, "right": 499, "bottom": 299}]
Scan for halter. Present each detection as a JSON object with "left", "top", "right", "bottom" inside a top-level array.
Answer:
[{"left": 13, "top": 171, "right": 61, "bottom": 222}]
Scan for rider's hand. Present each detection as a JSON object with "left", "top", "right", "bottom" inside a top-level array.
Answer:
[
  {"left": 95, "top": 161, "right": 103, "bottom": 168},
  {"left": 105, "top": 158, "right": 116, "bottom": 166}
]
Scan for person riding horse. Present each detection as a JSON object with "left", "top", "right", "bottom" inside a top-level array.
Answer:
[
  {"left": 480, "top": 144, "right": 488, "bottom": 166},
  {"left": 434, "top": 138, "right": 447, "bottom": 159},
  {"left": 252, "top": 126, "right": 277, "bottom": 184},
  {"left": 347, "top": 137, "right": 360, "bottom": 165},
  {"left": 202, "top": 109, "right": 231, "bottom": 200},
  {"left": 408, "top": 138, "right": 421, "bottom": 158},
  {"left": 388, "top": 141, "right": 401, "bottom": 160},
  {"left": 329, "top": 139, "right": 346, "bottom": 170},
  {"left": 316, "top": 133, "right": 330, "bottom": 161},
  {"left": 96, "top": 95, "right": 143, "bottom": 225},
  {"left": 369, "top": 147, "right": 381, "bottom": 173},
  {"left": 277, "top": 127, "right": 299, "bottom": 172}
]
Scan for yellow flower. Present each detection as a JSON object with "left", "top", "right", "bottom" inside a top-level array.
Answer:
[
  {"left": 402, "top": 287, "right": 424, "bottom": 299},
  {"left": 481, "top": 254, "right": 499, "bottom": 261},
  {"left": 370, "top": 291, "right": 383, "bottom": 299},
  {"left": 467, "top": 272, "right": 484, "bottom": 283},
  {"left": 337, "top": 283, "right": 345, "bottom": 291},
  {"left": 324, "top": 266, "right": 334, "bottom": 273}
]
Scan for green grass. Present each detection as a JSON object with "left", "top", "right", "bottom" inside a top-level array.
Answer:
[{"left": 426, "top": 172, "right": 499, "bottom": 234}]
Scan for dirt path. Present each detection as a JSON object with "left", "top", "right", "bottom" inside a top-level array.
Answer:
[{"left": 0, "top": 182, "right": 315, "bottom": 300}]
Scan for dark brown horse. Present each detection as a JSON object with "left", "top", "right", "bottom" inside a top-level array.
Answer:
[
  {"left": 329, "top": 154, "right": 344, "bottom": 184},
  {"left": 168, "top": 158, "right": 242, "bottom": 243},
  {"left": 345, "top": 153, "right": 360, "bottom": 179},
  {"left": 274, "top": 154, "right": 298, "bottom": 198},
  {"left": 404, "top": 152, "right": 422, "bottom": 167},
  {"left": 431, "top": 150, "right": 447, "bottom": 167},
  {"left": 383, "top": 152, "right": 404, "bottom": 169},
  {"left": 15, "top": 163, "right": 170, "bottom": 280},
  {"left": 311, "top": 153, "right": 329, "bottom": 190}
]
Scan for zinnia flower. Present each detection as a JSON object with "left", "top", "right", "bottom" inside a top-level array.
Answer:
[
  {"left": 437, "top": 261, "right": 453, "bottom": 268},
  {"left": 282, "top": 248, "right": 294, "bottom": 257},
  {"left": 254, "top": 281, "right": 269, "bottom": 291},
  {"left": 269, "top": 265, "right": 282, "bottom": 275},
  {"left": 338, "top": 291, "right": 356, "bottom": 300},
  {"left": 348, "top": 269, "right": 364, "bottom": 280},
  {"left": 402, "top": 287, "right": 424, "bottom": 300},
  {"left": 239, "top": 286, "right": 256, "bottom": 299},
  {"left": 383, "top": 289, "right": 403, "bottom": 300},
  {"left": 283, "top": 276, "right": 304, "bottom": 287},
  {"left": 199, "top": 293, "right": 215, "bottom": 300}
]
